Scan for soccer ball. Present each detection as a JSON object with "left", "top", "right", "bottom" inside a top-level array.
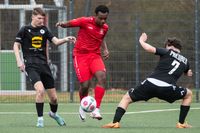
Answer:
[{"left": 80, "top": 96, "right": 96, "bottom": 113}]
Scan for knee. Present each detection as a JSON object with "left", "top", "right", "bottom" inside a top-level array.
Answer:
[
  {"left": 96, "top": 72, "right": 106, "bottom": 83},
  {"left": 122, "top": 93, "right": 133, "bottom": 104},
  {"left": 99, "top": 77, "right": 106, "bottom": 84},
  {"left": 97, "top": 75, "right": 106, "bottom": 86},
  {"left": 36, "top": 89, "right": 45, "bottom": 98},
  {"left": 118, "top": 93, "right": 133, "bottom": 109}
]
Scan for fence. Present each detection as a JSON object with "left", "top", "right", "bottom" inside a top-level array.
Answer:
[{"left": 0, "top": 0, "right": 199, "bottom": 103}]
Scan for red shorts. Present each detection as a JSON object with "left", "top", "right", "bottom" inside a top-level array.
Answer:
[{"left": 73, "top": 53, "right": 106, "bottom": 82}]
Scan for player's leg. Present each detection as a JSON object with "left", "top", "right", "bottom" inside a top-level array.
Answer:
[
  {"left": 157, "top": 85, "right": 193, "bottom": 128},
  {"left": 41, "top": 64, "right": 66, "bottom": 126},
  {"left": 47, "top": 88, "right": 66, "bottom": 126},
  {"left": 102, "top": 93, "right": 132, "bottom": 128},
  {"left": 34, "top": 81, "right": 45, "bottom": 127},
  {"left": 113, "top": 93, "right": 133, "bottom": 122},
  {"left": 90, "top": 71, "right": 106, "bottom": 120},
  {"left": 90, "top": 55, "right": 106, "bottom": 120},
  {"left": 74, "top": 55, "right": 91, "bottom": 101},
  {"left": 94, "top": 71, "right": 106, "bottom": 108},
  {"left": 74, "top": 55, "right": 92, "bottom": 121},
  {"left": 26, "top": 65, "right": 45, "bottom": 127},
  {"left": 79, "top": 81, "right": 90, "bottom": 121},
  {"left": 79, "top": 81, "right": 90, "bottom": 101},
  {"left": 176, "top": 88, "right": 192, "bottom": 128},
  {"left": 102, "top": 80, "right": 151, "bottom": 128}
]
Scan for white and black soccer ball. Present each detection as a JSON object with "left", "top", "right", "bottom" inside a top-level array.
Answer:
[{"left": 80, "top": 96, "right": 96, "bottom": 113}]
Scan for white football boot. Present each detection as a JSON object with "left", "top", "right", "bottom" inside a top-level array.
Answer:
[
  {"left": 36, "top": 117, "right": 44, "bottom": 128},
  {"left": 90, "top": 108, "right": 102, "bottom": 120},
  {"left": 79, "top": 106, "right": 86, "bottom": 122}
]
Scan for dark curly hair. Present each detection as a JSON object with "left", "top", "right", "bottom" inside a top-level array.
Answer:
[
  {"left": 95, "top": 5, "right": 109, "bottom": 15},
  {"left": 164, "top": 37, "right": 182, "bottom": 50}
]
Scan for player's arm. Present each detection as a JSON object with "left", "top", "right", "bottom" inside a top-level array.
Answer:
[
  {"left": 101, "top": 40, "right": 109, "bottom": 60},
  {"left": 56, "top": 21, "right": 71, "bottom": 28},
  {"left": 13, "top": 42, "right": 25, "bottom": 72},
  {"left": 51, "top": 36, "right": 76, "bottom": 46},
  {"left": 45, "top": 43, "right": 51, "bottom": 64},
  {"left": 139, "top": 33, "right": 156, "bottom": 54},
  {"left": 56, "top": 17, "right": 83, "bottom": 28}
]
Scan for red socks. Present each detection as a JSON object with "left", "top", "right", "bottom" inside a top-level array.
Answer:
[{"left": 94, "top": 86, "right": 105, "bottom": 108}]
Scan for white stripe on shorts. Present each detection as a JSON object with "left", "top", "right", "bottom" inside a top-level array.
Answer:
[{"left": 147, "top": 78, "right": 172, "bottom": 87}]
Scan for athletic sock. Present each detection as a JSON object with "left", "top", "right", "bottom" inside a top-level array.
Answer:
[
  {"left": 49, "top": 103, "right": 58, "bottom": 113},
  {"left": 179, "top": 105, "right": 190, "bottom": 124},
  {"left": 38, "top": 116, "right": 43, "bottom": 121},
  {"left": 94, "top": 86, "right": 105, "bottom": 108},
  {"left": 113, "top": 107, "right": 126, "bottom": 123},
  {"left": 36, "top": 103, "right": 44, "bottom": 117}
]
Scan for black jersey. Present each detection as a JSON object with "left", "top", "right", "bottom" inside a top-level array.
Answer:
[
  {"left": 149, "top": 48, "right": 190, "bottom": 84},
  {"left": 15, "top": 24, "right": 54, "bottom": 64}
]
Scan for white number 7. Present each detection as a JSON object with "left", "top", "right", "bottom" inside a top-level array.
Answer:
[{"left": 168, "top": 60, "right": 180, "bottom": 75}]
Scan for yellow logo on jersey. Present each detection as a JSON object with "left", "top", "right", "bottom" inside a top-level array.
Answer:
[{"left": 32, "top": 36, "right": 43, "bottom": 48}]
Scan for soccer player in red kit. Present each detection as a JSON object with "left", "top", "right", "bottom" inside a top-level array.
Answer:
[{"left": 56, "top": 5, "right": 109, "bottom": 121}]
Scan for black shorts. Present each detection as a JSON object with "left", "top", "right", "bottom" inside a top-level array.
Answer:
[
  {"left": 25, "top": 63, "right": 54, "bottom": 89},
  {"left": 128, "top": 79, "right": 187, "bottom": 103}
]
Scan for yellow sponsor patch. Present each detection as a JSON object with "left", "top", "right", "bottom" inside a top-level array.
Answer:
[{"left": 32, "top": 36, "right": 43, "bottom": 48}]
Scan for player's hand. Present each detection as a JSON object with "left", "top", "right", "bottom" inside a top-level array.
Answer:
[
  {"left": 17, "top": 61, "right": 25, "bottom": 72},
  {"left": 56, "top": 21, "right": 65, "bottom": 27},
  {"left": 139, "top": 33, "right": 148, "bottom": 43},
  {"left": 65, "top": 36, "right": 76, "bottom": 43},
  {"left": 102, "top": 49, "right": 109, "bottom": 60}
]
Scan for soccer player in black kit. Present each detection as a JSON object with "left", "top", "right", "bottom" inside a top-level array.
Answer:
[
  {"left": 13, "top": 8, "right": 76, "bottom": 128},
  {"left": 102, "top": 33, "right": 193, "bottom": 129}
]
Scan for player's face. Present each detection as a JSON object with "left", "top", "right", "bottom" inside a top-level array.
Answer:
[
  {"left": 31, "top": 14, "right": 45, "bottom": 27},
  {"left": 95, "top": 12, "right": 108, "bottom": 26}
]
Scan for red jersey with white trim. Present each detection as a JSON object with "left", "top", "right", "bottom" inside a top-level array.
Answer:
[{"left": 68, "top": 16, "right": 109, "bottom": 55}]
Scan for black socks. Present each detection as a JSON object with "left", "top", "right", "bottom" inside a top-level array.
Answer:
[
  {"left": 36, "top": 103, "right": 58, "bottom": 117},
  {"left": 49, "top": 103, "right": 58, "bottom": 113},
  {"left": 36, "top": 103, "right": 44, "bottom": 117},
  {"left": 179, "top": 105, "right": 190, "bottom": 124},
  {"left": 113, "top": 107, "right": 126, "bottom": 123}
]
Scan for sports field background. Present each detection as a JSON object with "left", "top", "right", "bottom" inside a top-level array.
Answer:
[
  {"left": 0, "top": 0, "right": 200, "bottom": 132},
  {"left": 0, "top": 103, "right": 199, "bottom": 133}
]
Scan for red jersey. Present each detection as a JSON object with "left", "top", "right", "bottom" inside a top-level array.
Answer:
[{"left": 68, "top": 16, "right": 109, "bottom": 55}]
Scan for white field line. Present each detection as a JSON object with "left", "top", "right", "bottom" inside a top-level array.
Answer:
[
  {"left": 0, "top": 107, "right": 200, "bottom": 115},
  {"left": 125, "top": 107, "right": 200, "bottom": 114}
]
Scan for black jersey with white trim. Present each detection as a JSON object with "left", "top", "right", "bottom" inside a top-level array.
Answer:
[
  {"left": 15, "top": 24, "right": 54, "bottom": 64},
  {"left": 148, "top": 48, "right": 190, "bottom": 84}
]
